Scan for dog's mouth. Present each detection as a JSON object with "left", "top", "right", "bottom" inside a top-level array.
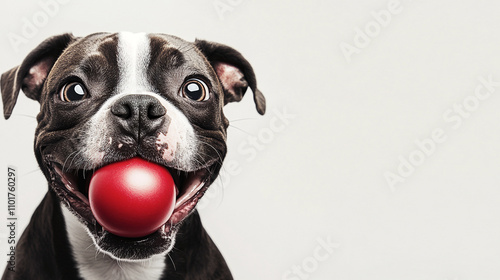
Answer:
[{"left": 45, "top": 155, "right": 216, "bottom": 260}]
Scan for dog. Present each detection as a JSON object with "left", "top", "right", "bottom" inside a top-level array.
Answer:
[{"left": 0, "top": 32, "right": 265, "bottom": 280}]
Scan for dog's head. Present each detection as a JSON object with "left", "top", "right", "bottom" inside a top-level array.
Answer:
[{"left": 1, "top": 32, "right": 265, "bottom": 260}]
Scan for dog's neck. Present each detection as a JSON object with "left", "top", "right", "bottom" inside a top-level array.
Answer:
[{"left": 61, "top": 206, "right": 167, "bottom": 280}]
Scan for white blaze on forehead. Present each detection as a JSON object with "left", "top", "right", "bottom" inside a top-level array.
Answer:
[{"left": 117, "top": 32, "right": 151, "bottom": 94}]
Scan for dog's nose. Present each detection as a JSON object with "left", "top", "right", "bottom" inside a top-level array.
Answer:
[{"left": 111, "top": 94, "right": 166, "bottom": 140}]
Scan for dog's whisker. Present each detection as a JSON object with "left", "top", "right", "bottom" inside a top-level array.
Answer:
[
  {"left": 20, "top": 167, "right": 42, "bottom": 177},
  {"left": 196, "top": 139, "right": 224, "bottom": 163},
  {"left": 65, "top": 143, "right": 91, "bottom": 172},
  {"left": 116, "top": 258, "right": 125, "bottom": 271},
  {"left": 227, "top": 124, "right": 253, "bottom": 136},
  {"left": 227, "top": 117, "right": 257, "bottom": 123},
  {"left": 84, "top": 242, "right": 95, "bottom": 252},
  {"left": 62, "top": 150, "right": 80, "bottom": 172},
  {"left": 167, "top": 253, "right": 177, "bottom": 271},
  {"left": 9, "top": 113, "right": 37, "bottom": 119},
  {"left": 93, "top": 247, "right": 100, "bottom": 261},
  {"left": 191, "top": 157, "right": 205, "bottom": 170}
]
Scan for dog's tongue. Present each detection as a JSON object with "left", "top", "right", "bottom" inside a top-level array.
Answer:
[{"left": 88, "top": 158, "right": 176, "bottom": 238}]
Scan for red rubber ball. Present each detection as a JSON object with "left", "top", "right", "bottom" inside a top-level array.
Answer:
[{"left": 89, "top": 158, "right": 176, "bottom": 238}]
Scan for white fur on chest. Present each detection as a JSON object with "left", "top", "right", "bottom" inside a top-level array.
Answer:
[{"left": 61, "top": 206, "right": 167, "bottom": 280}]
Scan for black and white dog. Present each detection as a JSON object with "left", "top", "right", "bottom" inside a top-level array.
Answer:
[{"left": 0, "top": 32, "right": 265, "bottom": 280}]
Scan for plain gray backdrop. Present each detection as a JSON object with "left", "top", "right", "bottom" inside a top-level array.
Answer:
[{"left": 1, "top": 0, "right": 500, "bottom": 279}]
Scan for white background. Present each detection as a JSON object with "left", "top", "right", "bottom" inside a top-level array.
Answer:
[{"left": 1, "top": 0, "right": 500, "bottom": 279}]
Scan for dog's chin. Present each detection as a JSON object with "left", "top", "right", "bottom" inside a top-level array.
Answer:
[{"left": 43, "top": 154, "right": 217, "bottom": 260}]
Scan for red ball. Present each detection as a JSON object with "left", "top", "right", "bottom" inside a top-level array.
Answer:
[{"left": 89, "top": 158, "right": 176, "bottom": 238}]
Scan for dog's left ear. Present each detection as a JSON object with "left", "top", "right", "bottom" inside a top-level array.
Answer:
[
  {"left": 1, "top": 33, "right": 76, "bottom": 119},
  {"left": 195, "top": 39, "right": 266, "bottom": 115}
]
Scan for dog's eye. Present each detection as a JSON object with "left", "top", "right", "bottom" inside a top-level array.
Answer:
[
  {"left": 181, "top": 79, "right": 209, "bottom": 101},
  {"left": 60, "top": 82, "right": 87, "bottom": 102}
]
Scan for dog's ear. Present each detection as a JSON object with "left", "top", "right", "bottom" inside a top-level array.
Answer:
[
  {"left": 195, "top": 39, "right": 266, "bottom": 115},
  {"left": 1, "top": 33, "right": 76, "bottom": 119}
]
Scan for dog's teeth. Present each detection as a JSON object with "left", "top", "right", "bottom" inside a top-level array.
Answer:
[{"left": 175, "top": 170, "right": 207, "bottom": 209}]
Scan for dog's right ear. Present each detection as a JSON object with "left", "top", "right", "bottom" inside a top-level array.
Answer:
[{"left": 1, "top": 33, "right": 75, "bottom": 119}]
